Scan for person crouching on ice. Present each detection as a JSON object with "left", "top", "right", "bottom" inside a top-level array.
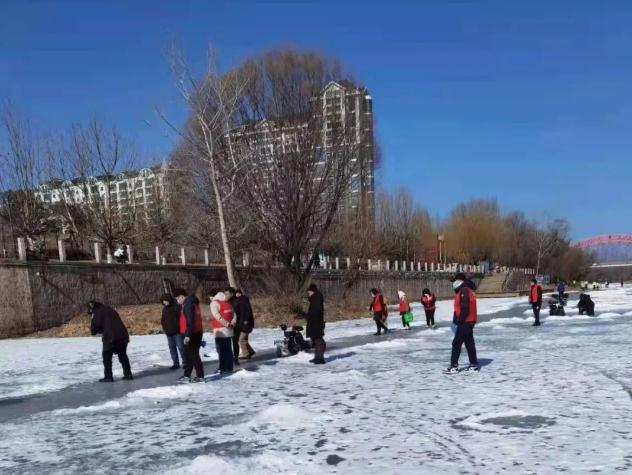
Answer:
[
  {"left": 210, "top": 290, "right": 237, "bottom": 373},
  {"left": 445, "top": 273, "right": 480, "bottom": 373},
  {"left": 89, "top": 301, "right": 133, "bottom": 382},
  {"left": 398, "top": 290, "right": 411, "bottom": 330}
]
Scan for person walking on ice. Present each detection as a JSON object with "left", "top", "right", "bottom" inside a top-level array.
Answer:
[
  {"left": 421, "top": 288, "right": 437, "bottom": 328},
  {"left": 444, "top": 273, "right": 479, "bottom": 373},
  {"left": 529, "top": 278, "right": 543, "bottom": 326},
  {"left": 398, "top": 290, "right": 412, "bottom": 329},
  {"left": 174, "top": 288, "right": 205, "bottom": 382},
  {"left": 369, "top": 288, "right": 389, "bottom": 335}
]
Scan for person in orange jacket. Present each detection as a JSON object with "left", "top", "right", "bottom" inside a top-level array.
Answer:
[
  {"left": 528, "top": 278, "right": 543, "bottom": 327},
  {"left": 369, "top": 288, "right": 389, "bottom": 335},
  {"left": 421, "top": 288, "right": 437, "bottom": 328}
]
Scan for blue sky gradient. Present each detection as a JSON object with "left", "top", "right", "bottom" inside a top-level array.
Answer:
[{"left": 1, "top": 1, "right": 631, "bottom": 239}]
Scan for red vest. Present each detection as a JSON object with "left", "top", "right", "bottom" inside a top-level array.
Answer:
[
  {"left": 372, "top": 294, "right": 383, "bottom": 313},
  {"left": 179, "top": 303, "right": 203, "bottom": 334},
  {"left": 421, "top": 294, "right": 436, "bottom": 311},
  {"left": 212, "top": 300, "right": 234, "bottom": 330},
  {"left": 453, "top": 287, "right": 477, "bottom": 324},
  {"left": 399, "top": 297, "right": 410, "bottom": 313},
  {"left": 530, "top": 284, "right": 541, "bottom": 303}
]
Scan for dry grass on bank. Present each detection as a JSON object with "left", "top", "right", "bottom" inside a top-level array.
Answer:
[{"left": 30, "top": 298, "right": 369, "bottom": 338}]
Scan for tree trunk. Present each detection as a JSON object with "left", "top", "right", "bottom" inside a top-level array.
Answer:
[{"left": 210, "top": 167, "right": 237, "bottom": 287}]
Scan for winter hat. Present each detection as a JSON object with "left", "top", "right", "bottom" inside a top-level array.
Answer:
[
  {"left": 307, "top": 283, "right": 318, "bottom": 292},
  {"left": 422, "top": 288, "right": 430, "bottom": 295},
  {"left": 452, "top": 272, "right": 467, "bottom": 282}
]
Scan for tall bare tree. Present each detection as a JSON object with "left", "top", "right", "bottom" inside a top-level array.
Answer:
[
  {"left": 162, "top": 45, "right": 250, "bottom": 287},
  {"left": 232, "top": 49, "right": 360, "bottom": 289},
  {"left": 62, "top": 120, "right": 138, "bottom": 255}
]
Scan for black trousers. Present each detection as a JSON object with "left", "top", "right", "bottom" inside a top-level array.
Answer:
[
  {"left": 216, "top": 336, "right": 234, "bottom": 372},
  {"left": 532, "top": 304, "right": 541, "bottom": 325},
  {"left": 312, "top": 337, "right": 326, "bottom": 361},
  {"left": 232, "top": 327, "right": 243, "bottom": 361},
  {"left": 425, "top": 310, "right": 435, "bottom": 326},
  {"left": 373, "top": 312, "right": 388, "bottom": 333},
  {"left": 103, "top": 341, "right": 131, "bottom": 379},
  {"left": 450, "top": 323, "right": 478, "bottom": 367},
  {"left": 184, "top": 332, "right": 204, "bottom": 378}
]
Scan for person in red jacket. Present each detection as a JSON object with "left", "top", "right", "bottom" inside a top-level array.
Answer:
[
  {"left": 421, "top": 288, "right": 437, "bottom": 328},
  {"left": 369, "top": 288, "right": 389, "bottom": 335},
  {"left": 174, "top": 288, "right": 205, "bottom": 382},
  {"left": 397, "top": 290, "right": 411, "bottom": 329},
  {"left": 445, "top": 273, "right": 479, "bottom": 373},
  {"left": 528, "top": 278, "right": 543, "bottom": 326}
]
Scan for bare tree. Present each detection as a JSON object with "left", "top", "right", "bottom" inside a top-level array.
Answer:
[
  {"left": 0, "top": 102, "right": 56, "bottom": 255},
  {"left": 62, "top": 120, "right": 138, "bottom": 255},
  {"left": 232, "top": 49, "right": 360, "bottom": 289},
  {"left": 162, "top": 45, "right": 250, "bottom": 287},
  {"left": 532, "top": 218, "right": 569, "bottom": 276}
]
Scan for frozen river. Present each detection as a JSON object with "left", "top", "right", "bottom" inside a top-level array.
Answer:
[{"left": 0, "top": 286, "right": 631, "bottom": 474}]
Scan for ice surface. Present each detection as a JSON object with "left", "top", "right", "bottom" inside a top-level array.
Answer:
[{"left": 0, "top": 287, "right": 631, "bottom": 473}]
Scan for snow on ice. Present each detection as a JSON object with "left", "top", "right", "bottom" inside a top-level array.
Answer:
[{"left": 0, "top": 286, "right": 631, "bottom": 474}]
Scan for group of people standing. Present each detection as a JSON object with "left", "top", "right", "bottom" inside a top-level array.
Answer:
[
  {"left": 369, "top": 287, "right": 437, "bottom": 335},
  {"left": 160, "top": 287, "right": 256, "bottom": 383}
]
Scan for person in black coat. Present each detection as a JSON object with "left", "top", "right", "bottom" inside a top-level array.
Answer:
[
  {"left": 161, "top": 293, "right": 186, "bottom": 370},
  {"left": 89, "top": 301, "right": 132, "bottom": 382},
  {"left": 229, "top": 288, "right": 256, "bottom": 361},
  {"left": 296, "top": 283, "right": 326, "bottom": 364}
]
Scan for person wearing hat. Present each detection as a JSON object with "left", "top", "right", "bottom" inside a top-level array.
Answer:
[
  {"left": 295, "top": 283, "right": 326, "bottom": 364},
  {"left": 89, "top": 301, "right": 133, "bottom": 382},
  {"left": 445, "top": 273, "right": 479, "bottom": 373}
]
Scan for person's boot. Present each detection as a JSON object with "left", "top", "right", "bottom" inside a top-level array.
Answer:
[
  {"left": 99, "top": 375, "right": 114, "bottom": 382},
  {"left": 234, "top": 358, "right": 240, "bottom": 366},
  {"left": 123, "top": 372, "right": 134, "bottom": 380},
  {"left": 169, "top": 364, "right": 180, "bottom": 370}
]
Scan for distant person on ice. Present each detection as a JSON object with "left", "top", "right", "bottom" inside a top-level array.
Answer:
[
  {"left": 529, "top": 278, "right": 543, "bottom": 326},
  {"left": 210, "top": 290, "right": 237, "bottom": 373},
  {"left": 421, "top": 288, "right": 437, "bottom": 328},
  {"left": 444, "top": 273, "right": 479, "bottom": 373},
  {"left": 89, "top": 301, "right": 133, "bottom": 382},
  {"left": 369, "top": 288, "right": 389, "bottom": 335},
  {"left": 557, "top": 281, "right": 566, "bottom": 302},
  {"left": 398, "top": 290, "right": 411, "bottom": 330},
  {"left": 174, "top": 288, "right": 205, "bottom": 382},
  {"left": 161, "top": 293, "right": 185, "bottom": 370},
  {"left": 295, "top": 283, "right": 326, "bottom": 364}
]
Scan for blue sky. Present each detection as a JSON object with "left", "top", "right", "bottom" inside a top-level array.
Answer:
[{"left": 1, "top": 1, "right": 631, "bottom": 240}]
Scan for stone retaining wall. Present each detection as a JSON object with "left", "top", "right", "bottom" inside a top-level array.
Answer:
[{"left": 0, "top": 261, "right": 481, "bottom": 338}]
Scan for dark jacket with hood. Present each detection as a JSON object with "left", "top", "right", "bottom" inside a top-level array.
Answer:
[
  {"left": 453, "top": 279, "right": 477, "bottom": 325},
  {"left": 300, "top": 290, "right": 325, "bottom": 339},
  {"left": 160, "top": 293, "right": 179, "bottom": 336},
  {"left": 181, "top": 294, "right": 202, "bottom": 338},
  {"left": 233, "top": 294, "right": 255, "bottom": 333},
  {"left": 90, "top": 302, "right": 130, "bottom": 349}
]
